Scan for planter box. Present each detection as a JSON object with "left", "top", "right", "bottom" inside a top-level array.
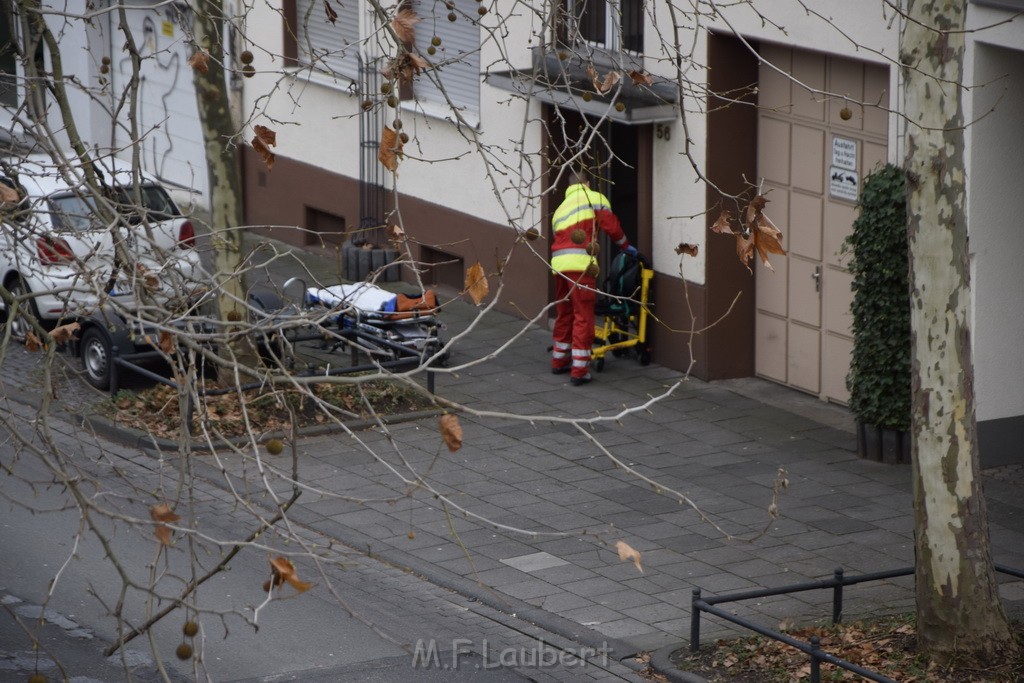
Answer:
[{"left": 857, "top": 421, "right": 911, "bottom": 464}]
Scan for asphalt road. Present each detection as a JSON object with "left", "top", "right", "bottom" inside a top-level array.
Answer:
[{"left": 0, "top": 371, "right": 643, "bottom": 683}]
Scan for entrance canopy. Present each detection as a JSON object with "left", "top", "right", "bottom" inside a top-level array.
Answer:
[{"left": 486, "top": 52, "right": 678, "bottom": 125}]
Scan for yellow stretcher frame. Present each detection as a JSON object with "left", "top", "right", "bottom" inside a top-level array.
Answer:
[{"left": 591, "top": 259, "right": 655, "bottom": 372}]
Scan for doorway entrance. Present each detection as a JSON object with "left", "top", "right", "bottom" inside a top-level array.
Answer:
[
  {"left": 754, "top": 45, "right": 889, "bottom": 403},
  {"left": 545, "top": 107, "right": 649, "bottom": 276}
]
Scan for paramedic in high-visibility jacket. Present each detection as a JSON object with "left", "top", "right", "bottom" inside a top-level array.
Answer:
[{"left": 550, "top": 171, "right": 637, "bottom": 386}]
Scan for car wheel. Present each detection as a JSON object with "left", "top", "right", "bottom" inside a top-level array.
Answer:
[
  {"left": 3, "top": 276, "right": 41, "bottom": 343},
  {"left": 81, "top": 326, "right": 113, "bottom": 390}
]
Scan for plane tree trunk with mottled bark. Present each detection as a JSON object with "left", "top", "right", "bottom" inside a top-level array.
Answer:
[
  {"left": 191, "top": 0, "right": 251, "bottom": 346},
  {"left": 902, "top": 0, "right": 1018, "bottom": 665}
]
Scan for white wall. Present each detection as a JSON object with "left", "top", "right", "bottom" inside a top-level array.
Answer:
[
  {"left": 643, "top": 1, "right": 902, "bottom": 284},
  {"left": 968, "top": 42, "right": 1024, "bottom": 422},
  {"left": 242, "top": 0, "right": 541, "bottom": 242}
]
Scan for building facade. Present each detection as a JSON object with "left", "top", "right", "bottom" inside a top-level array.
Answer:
[{"left": 12, "top": 0, "right": 1001, "bottom": 466}]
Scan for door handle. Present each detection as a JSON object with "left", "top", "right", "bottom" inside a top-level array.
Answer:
[{"left": 812, "top": 265, "right": 821, "bottom": 293}]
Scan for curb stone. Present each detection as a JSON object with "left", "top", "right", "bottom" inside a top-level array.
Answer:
[
  {"left": 7, "top": 387, "right": 650, "bottom": 675},
  {"left": 75, "top": 408, "right": 443, "bottom": 453},
  {"left": 649, "top": 643, "right": 710, "bottom": 683}
]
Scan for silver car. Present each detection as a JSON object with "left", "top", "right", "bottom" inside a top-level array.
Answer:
[{"left": 0, "top": 154, "right": 203, "bottom": 342}]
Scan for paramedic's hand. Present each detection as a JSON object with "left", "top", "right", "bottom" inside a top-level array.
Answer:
[{"left": 623, "top": 245, "right": 638, "bottom": 257}]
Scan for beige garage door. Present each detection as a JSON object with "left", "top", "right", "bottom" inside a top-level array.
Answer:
[{"left": 755, "top": 46, "right": 889, "bottom": 404}]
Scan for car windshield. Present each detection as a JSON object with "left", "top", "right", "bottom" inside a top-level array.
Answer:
[{"left": 48, "top": 183, "right": 181, "bottom": 231}]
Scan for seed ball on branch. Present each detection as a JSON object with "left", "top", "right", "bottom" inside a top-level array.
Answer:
[
  {"left": 176, "top": 643, "right": 194, "bottom": 660},
  {"left": 585, "top": 263, "right": 600, "bottom": 279},
  {"left": 183, "top": 621, "right": 199, "bottom": 637},
  {"left": 240, "top": 50, "right": 254, "bottom": 65},
  {"left": 571, "top": 229, "right": 586, "bottom": 244}
]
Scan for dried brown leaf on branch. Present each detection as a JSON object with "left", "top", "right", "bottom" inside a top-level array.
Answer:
[
  {"left": 382, "top": 53, "right": 429, "bottom": 84},
  {"left": 391, "top": 7, "right": 420, "bottom": 44},
  {"left": 388, "top": 224, "right": 406, "bottom": 243},
  {"left": 464, "top": 262, "right": 489, "bottom": 304},
  {"left": 736, "top": 231, "right": 755, "bottom": 272},
  {"left": 0, "top": 182, "right": 19, "bottom": 205},
  {"left": 615, "top": 540, "right": 643, "bottom": 573},
  {"left": 710, "top": 198, "right": 785, "bottom": 273},
  {"left": 251, "top": 125, "right": 278, "bottom": 170},
  {"left": 159, "top": 330, "right": 175, "bottom": 354},
  {"left": 266, "top": 556, "right": 313, "bottom": 594},
  {"left": 744, "top": 195, "right": 786, "bottom": 272},
  {"left": 254, "top": 124, "right": 277, "bottom": 148},
  {"left": 378, "top": 126, "right": 403, "bottom": 172},
  {"left": 188, "top": 50, "right": 209, "bottom": 73},
  {"left": 675, "top": 243, "right": 698, "bottom": 257},
  {"left": 439, "top": 413, "right": 463, "bottom": 452},
  {"left": 136, "top": 263, "right": 159, "bottom": 291},
  {"left": 628, "top": 70, "right": 653, "bottom": 86},
  {"left": 710, "top": 209, "right": 734, "bottom": 234},
  {"left": 150, "top": 503, "right": 181, "bottom": 546},
  {"left": 586, "top": 64, "right": 621, "bottom": 94},
  {"left": 50, "top": 322, "right": 80, "bottom": 345},
  {"left": 252, "top": 139, "right": 275, "bottom": 171},
  {"left": 324, "top": 0, "right": 338, "bottom": 24},
  {"left": 24, "top": 331, "right": 41, "bottom": 352}
]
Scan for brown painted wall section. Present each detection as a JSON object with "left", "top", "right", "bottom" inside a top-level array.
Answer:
[
  {"left": 700, "top": 33, "right": 759, "bottom": 379},
  {"left": 242, "top": 31, "right": 758, "bottom": 381},
  {"left": 242, "top": 149, "right": 550, "bottom": 319}
]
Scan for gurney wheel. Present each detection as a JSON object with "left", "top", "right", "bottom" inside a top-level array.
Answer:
[
  {"left": 638, "top": 347, "right": 651, "bottom": 366},
  {"left": 593, "top": 357, "right": 605, "bottom": 372}
]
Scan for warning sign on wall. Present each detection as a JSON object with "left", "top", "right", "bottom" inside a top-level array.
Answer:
[
  {"left": 829, "top": 136, "right": 859, "bottom": 201},
  {"left": 830, "top": 167, "right": 859, "bottom": 202}
]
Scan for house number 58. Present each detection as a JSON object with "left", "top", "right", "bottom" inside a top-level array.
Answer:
[{"left": 655, "top": 123, "right": 671, "bottom": 141}]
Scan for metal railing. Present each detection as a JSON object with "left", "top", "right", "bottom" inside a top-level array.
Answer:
[{"left": 689, "top": 564, "right": 1024, "bottom": 683}]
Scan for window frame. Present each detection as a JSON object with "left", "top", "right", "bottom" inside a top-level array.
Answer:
[{"left": 568, "top": 0, "right": 643, "bottom": 54}]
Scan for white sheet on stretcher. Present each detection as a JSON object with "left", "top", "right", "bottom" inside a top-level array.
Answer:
[{"left": 307, "top": 283, "right": 396, "bottom": 313}]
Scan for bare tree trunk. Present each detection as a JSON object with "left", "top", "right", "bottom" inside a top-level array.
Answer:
[
  {"left": 191, "top": 0, "right": 249, "bottom": 331},
  {"left": 902, "top": 0, "right": 1017, "bottom": 664}
]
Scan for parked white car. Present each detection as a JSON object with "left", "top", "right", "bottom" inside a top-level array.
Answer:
[{"left": 0, "top": 154, "right": 203, "bottom": 344}]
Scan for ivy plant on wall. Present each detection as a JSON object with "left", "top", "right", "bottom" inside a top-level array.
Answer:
[{"left": 844, "top": 163, "right": 911, "bottom": 431}]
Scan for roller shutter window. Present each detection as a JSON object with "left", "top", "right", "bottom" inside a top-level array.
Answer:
[
  {"left": 295, "top": 0, "right": 361, "bottom": 81},
  {"left": 412, "top": 0, "right": 480, "bottom": 116}
]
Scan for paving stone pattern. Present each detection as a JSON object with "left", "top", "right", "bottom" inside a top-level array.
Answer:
[{"left": 4, "top": 236, "right": 1024, "bottom": 669}]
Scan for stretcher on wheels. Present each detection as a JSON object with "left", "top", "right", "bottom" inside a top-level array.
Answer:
[
  {"left": 304, "top": 282, "right": 448, "bottom": 364},
  {"left": 249, "top": 279, "right": 448, "bottom": 370},
  {"left": 591, "top": 251, "right": 654, "bottom": 372}
]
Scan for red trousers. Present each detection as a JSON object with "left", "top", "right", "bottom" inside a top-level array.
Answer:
[{"left": 552, "top": 272, "right": 596, "bottom": 379}]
